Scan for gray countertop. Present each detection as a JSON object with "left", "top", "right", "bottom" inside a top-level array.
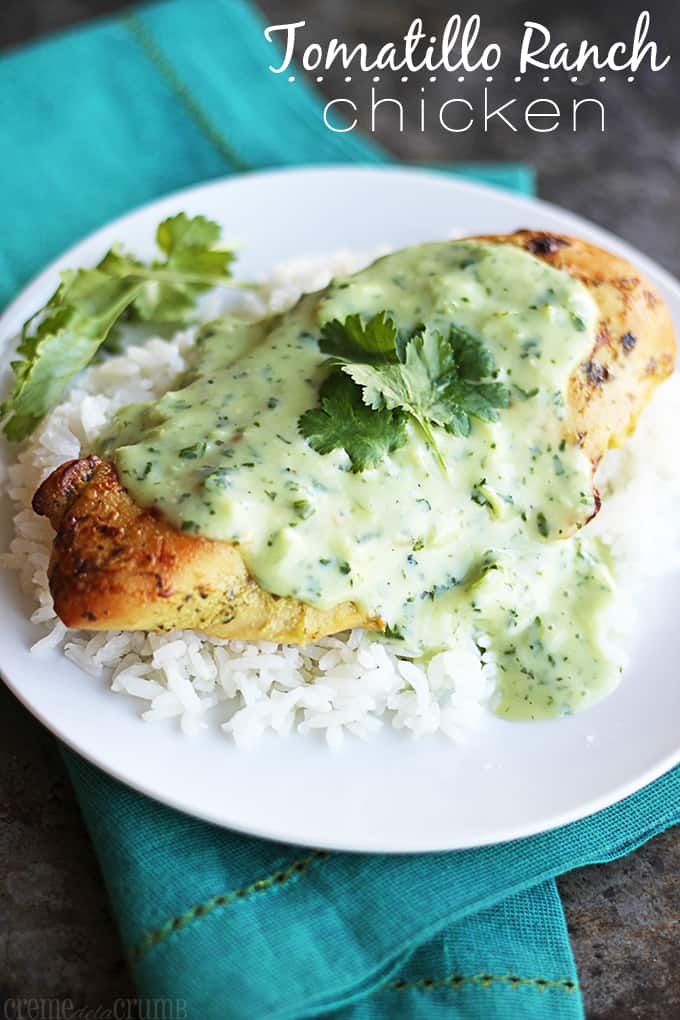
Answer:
[{"left": 1, "top": 1, "right": 679, "bottom": 1016}]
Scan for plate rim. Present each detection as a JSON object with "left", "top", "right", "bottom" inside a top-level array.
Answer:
[{"left": 1, "top": 162, "right": 679, "bottom": 853}]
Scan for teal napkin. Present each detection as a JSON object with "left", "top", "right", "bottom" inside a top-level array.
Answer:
[
  {"left": 0, "top": 2, "right": 677, "bottom": 1018},
  {"left": 0, "top": 0, "right": 532, "bottom": 307},
  {"left": 63, "top": 752, "right": 679, "bottom": 1020}
]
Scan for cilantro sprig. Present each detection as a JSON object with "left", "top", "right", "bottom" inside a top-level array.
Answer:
[
  {"left": 300, "top": 312, "right": 509, "bottom": 471},
  {"left": 298, "top": 372, "right": 408, "bottom": 472},
  {"left": 1, "top": 214, "right": 241, "bottom": 441},
  {"left": 318, "top": 311, "right": 398, "bottom": 362}
]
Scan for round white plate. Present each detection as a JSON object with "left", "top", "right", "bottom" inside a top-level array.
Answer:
[{"left": 1, "top": 166, "right": 679, "bottom": 852}]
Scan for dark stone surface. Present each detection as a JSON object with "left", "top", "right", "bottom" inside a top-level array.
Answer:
[
  {"left": 0, "top": 1, "right": 678, "bottom": 1017},
  {"left": 0, "top": 683, "right": 134, "bottom": 1004}
]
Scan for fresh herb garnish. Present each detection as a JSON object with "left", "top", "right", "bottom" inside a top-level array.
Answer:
[
  {"left": 1, "top": 214, "right": 241, "bottom": 441},
  {"left": 298, "top": 371, "right": 408, "bottom": 472},
  {"left": 319, "top": 310, "right": 398, "bottom": 362},
  {"left": 323, "top": 315, "right": 510, "bottom": 470}
]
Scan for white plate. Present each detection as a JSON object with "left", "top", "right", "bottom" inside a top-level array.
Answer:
[{"left": 1, "top": 166, "right": 679, "bottom": 853}]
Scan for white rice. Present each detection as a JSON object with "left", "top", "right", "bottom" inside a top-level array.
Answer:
[{"left": 3, "top": 248, "right": 680, "bottom": 747}]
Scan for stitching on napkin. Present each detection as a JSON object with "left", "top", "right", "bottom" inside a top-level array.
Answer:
[
  {"left": 124, "top": 12, "right": 252, "bottom": 173},
  {"left": 128, "top": 849, "right": 329, "bottom": 963},
  {"left": 385, "top": 972, "right": 579, "bottom": 994}
]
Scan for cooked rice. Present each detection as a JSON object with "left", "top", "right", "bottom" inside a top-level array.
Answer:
[{"left": 3, "top": 248, "right": 680, "bottom": 746}]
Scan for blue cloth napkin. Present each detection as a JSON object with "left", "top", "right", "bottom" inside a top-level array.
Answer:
[
  {"left": 63, "top": 751, "right": 679, "bottom": 1020},
  {"left": 0, "top": 2, "right": 677, "bottom": 1017}
]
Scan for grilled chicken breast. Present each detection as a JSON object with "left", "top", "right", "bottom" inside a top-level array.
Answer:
[{"left": 32, "top": 231, "right": 676, "bottom": 643}]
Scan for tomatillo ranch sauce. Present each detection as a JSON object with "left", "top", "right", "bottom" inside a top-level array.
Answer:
[{"left": 98, "top": 241, "right": 621, "bottom": 721}]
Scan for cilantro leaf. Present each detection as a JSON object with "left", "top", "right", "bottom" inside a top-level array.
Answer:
[
  {"left": 1, "top": 277, "right": 142, "bottom": 441},
  {"left": 338, "top": 323, "right": 510, "bottom": 469},
  {"left": 301, "top": 312, "right": 510, "bottom": 472},
  {"left": 1, "top": 214, "right": 240, "bottom": 441},
  {"left": 156, "top": 213, "right": 221, "bottom": 255},
  {"left": 319, "top": 311, "right": 398, "bottom": 361},
  {"left": 442, "top": 379, "right": 511, "bottom": 427},
  {"left": 342, "top": 328, "right": 457, "bottom": 468},
  {"left": 449, "top": 322, "right": 496, "bottom": 378},
  {"left": 99, "top": 214, "right": 236, "bottom": 324},
  {"left": 298, "top": 372, "right": 407, "bottom": 471}
]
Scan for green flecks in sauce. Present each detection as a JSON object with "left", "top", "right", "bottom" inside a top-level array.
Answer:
[{"left": 98, "top": 241, "right": 620, "bottom": 722}]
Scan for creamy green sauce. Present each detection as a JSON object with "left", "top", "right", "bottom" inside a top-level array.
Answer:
[{"left": 98, "top": 241, "right": 621, "bottom": 720}]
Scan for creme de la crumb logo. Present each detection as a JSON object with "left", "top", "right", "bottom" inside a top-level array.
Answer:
[
  {"left": 263, "top": 10, "right": 670, "bottom": 136},
  {"left": 1, "top": 999, "right": 188, "bottom": 1020}
]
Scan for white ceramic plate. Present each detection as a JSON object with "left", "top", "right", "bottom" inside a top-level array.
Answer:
[{"left": 1, "top": 166, "right": 679, "bottom": 852}]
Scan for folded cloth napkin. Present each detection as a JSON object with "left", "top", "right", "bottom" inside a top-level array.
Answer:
[
  {"left": 0, "top": 2, "right": 677, "bottom": 1018},
  {"left": 63, "top": 751, "right": 679, "bottom": 1020}
]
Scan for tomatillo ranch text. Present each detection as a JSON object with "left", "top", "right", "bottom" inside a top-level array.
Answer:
[{"left": 264, "top": 12, "right": 670, "bottom": 136}]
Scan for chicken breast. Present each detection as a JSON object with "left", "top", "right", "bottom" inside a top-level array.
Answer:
[
  {"left": 32, "top": 231, "right": 676, "bottom": 643},
  {"left": 473, "top": 231, "right": 675, "bottom": 466},
  {"left": 33, "top": 452, "right": 372, "bottom": 642}
]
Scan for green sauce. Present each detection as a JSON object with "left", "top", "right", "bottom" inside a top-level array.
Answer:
[{"left": 98, "top": 241, "right": 620, "bottom": 721}]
